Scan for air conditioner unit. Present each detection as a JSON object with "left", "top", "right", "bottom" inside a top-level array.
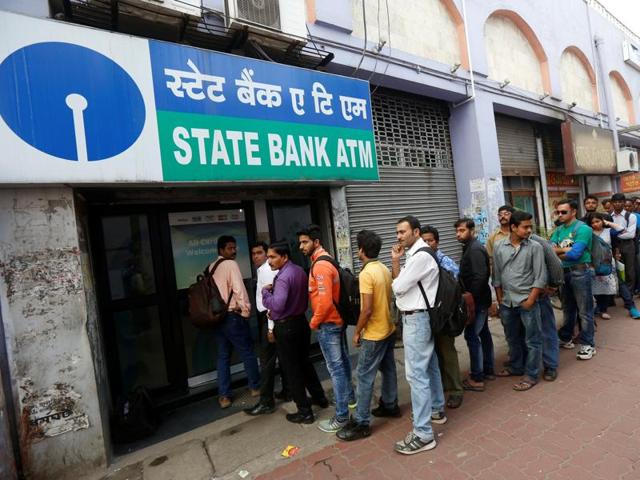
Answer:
[
  {"left": 127, "top": 0, "right": 202, "bottom": 18},
  {"left": 227, "top": 0, "right": 307, "bottom": 41},
  {"left": 623, "top": 40, "right": 640, "bottom": 72},
  {"left": 617, "top": 148, "right": 639, "bottom": 173}
]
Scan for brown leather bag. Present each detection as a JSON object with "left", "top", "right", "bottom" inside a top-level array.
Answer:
[{"left": 188, "top": 259, "right": 232, "bottom": 329}]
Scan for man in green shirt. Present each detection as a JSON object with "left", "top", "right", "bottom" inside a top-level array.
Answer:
[{"left": 550, "top": 199, "right": 596, "bottom": 361}]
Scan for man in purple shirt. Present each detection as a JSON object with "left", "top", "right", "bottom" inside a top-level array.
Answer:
[{"left": 262, "top": 241, "right": 328, "bottom": 424}]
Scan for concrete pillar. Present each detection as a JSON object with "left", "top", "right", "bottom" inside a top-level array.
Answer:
[
  {"left": 0, "top": 364, "right": 17, "bottom": 480},
  {"left": 449, "top": 92, "right": 505, "bottom": 243},
  {"left": 0, "top": 187, "right": 106, "bottom": 479},
  {"left": 329, "top": 187, "right": 354, "bottom": 270}
]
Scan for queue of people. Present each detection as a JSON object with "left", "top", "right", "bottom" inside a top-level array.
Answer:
[{"left": 204, "top": 194, "right": 633, "bottom": 456}]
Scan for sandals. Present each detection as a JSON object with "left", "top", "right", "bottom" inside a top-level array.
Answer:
[
  {"left": 496, "top": 369, "right": 521, "bottom": 377},
  {"left": 513, "top": 378, "right": 537, "bottom": 391},
  {"left": 447, "top": 395, "right": 464, "bottom": 409},
  {"left": 462, "top": 378, "right": 485, "bottom": 392}
]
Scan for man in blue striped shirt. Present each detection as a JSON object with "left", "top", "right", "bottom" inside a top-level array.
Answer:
[{"left": 421, "top": 225, "right": 464, "bottom": 409}]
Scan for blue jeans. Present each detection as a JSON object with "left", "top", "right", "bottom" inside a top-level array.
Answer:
[
  {"left": 317, "top": 323, "right": 355, "bottom": 421},
  {"left": 559, "top": 269, "right": 595, "bottom": 347},
  {"left": 463, "top": 307, "right": 494, "bottom": 382},
  {"left": 216, "top": 312, "right": 260, "bottom": 397},
  {"left": 539, "top": 296, "right": 559, "bottom": 370},
  {"left": 354, "top": 332, "right": 398, "bottom": 426},
  {"left": 619, "top": 281, "right": 636, "bottom": 310},
  {"left": 402, "top": 311, "right": 445, "bottom": 442},
  {"left": 500, "top": 303, "right": 543, "bottom": 380}
]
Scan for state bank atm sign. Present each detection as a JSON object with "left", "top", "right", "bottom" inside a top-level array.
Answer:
[{"left": 0, "top": 11, "right": 377, "bottom": 184}]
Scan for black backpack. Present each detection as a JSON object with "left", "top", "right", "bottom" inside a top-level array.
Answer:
[
  {"left": 311, "top": 255, "right": 360, "bottom": 326},
  {"left": 415, "top": 247, "right": 467, "bottom": 337},
  {"left": 188, "top": 259, "right": 233, "bottom": 329},
  {"left": 111, "top": 386, "right": 160, "bottom": 444}
]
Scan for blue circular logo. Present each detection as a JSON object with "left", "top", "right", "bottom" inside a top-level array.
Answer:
[{"left": 0, "top": 42, "right": 145, "bottom": 161}]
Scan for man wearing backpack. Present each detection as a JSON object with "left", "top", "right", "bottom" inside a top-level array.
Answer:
[
  {"left": 494, "top": 211, "right": 547, "bottom": 391},
  {"left": 211, "top": 235, "right": 261, "bottom": 409},
  {"left": 337, "top": 230, "right": 398, "bottom": 442},
  {"left": 298, "top": 224, "right": 356, "bottom": 434},
  {"left": 550, "top": 200, "right": 597, "bottom": 360},
  {"left": 391, "top": 216, "right": 445, "bottom": 455},
  {"left": 455, "top": 218, "right": 494, "bottom": 393},
  {"left": 611, "top": 193, "right": 640, "bottom": 318}
]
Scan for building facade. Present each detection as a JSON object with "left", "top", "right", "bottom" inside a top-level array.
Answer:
[{"left": 0, "top": 0, "right": 639, "bottom": 478}]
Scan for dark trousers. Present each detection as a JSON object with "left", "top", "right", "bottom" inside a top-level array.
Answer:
[
  {"left": 257, "top": 311, "right": 288, "bottom": 404},
  {"left": 618, "top": 240, "right": 636, "bottom": 290},
  {"left": 274, "top": 315, "right": 325, "bottom": 413},
  {"left": 434, "top": 333, "right": 463, "bottom": 397}
]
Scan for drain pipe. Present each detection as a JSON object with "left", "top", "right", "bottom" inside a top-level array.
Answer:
[
  {"left": 0, "top": 301, "right": 23, "bottom": 479},
  {"left": 453, "top": 0, "right": 475, "bottom": 108}
]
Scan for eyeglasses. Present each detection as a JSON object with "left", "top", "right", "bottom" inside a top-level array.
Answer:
[
  {"left": 557, "top": 210, "right": 570, "bottom": 215},
  {"left": 498, "top": 212, "right": 511, "bottom": 217}
]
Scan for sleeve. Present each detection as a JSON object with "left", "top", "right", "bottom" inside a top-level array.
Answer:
[
  {"left": 392, "top": 251, "right": 432, "bottom": 296},
  {"left": 531, "top": 244, "right": 547, "bottom": 289},
  {"left": 262, "top": 276, "right": 289, "bottom": 314},
  {"left": 486, "top": 233, "right": 495, "bottom": 257},
  {"left": 309, "top": 261, "right": 337, "bottom": 329},
  {"left": 564, "top": 225, "right": 591, "bottom": 261},
  {"left": 441, "top": 255, "right": 460, "bottom": 279},
  {"left": 618, "top": 214, "right": 636, "bottom": 240},
  {"left": 229, "top": 262, "right": 251, "bottom": 317},
  {"left": 492, "top": 247, "right": 502, "bottom": 288},
  {"left": 550, "top": 229, "right": 559, "bottom": 246},
  {"left": 468, "top": 247, "right": 490, "bottom": 297},
  {"left": 359, "top": 270, "right": 374, "bottom": 295}
]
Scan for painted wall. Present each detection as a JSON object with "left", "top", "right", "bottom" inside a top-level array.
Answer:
[
  {"left": 0, "top": 188, "right": 105, "bottom": 479},
  {"left": 560, "top": 49, "right": 597, "bottom": 111}
]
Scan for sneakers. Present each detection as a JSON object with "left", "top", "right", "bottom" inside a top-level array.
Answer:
[
  {"left": 630, "top": 307, "right": 640, "bottom": 319},
  {"left": 431, "top": 411, "right": 448, "bottom": 425},
  {"left": 348, "top": 399, "right": 358, "bottom": 409},
  {"left": 371, "top": 404, "right": 401, "bottom": 418},
  {"left": 336, "top": 418, "right": 371, "bottom": 442},
  {"left": 577, "top": 345, "right": 597, "bottom": 360},
  {"left": 600, "top": 312, "right": 611, "bottom": 320},
  {"left": 318, "top": 415, "right": 349, "bottom": 433},
  {"left": 559, "top": 339, "right": 575, "bottom": 349},
  {"left": 394, "top": 432, "right": 437, "bottom": 455}
]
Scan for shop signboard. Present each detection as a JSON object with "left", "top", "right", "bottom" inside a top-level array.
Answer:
[
  {"left": 0, "top": 11, "right": 378, "bottom": 184},
  {"left": 621, "top": 172, "right": 640, "bottom": 194},
  {"left": 561, "top": 120, "right": 616, "bottom": 175}
]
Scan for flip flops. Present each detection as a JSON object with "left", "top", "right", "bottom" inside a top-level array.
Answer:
[{"left": 462, "top": 378, "right": 485, "bottom": 392}]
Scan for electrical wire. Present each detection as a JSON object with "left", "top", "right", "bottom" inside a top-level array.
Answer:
[
  {"left": 352, "top": 0, "right": 368, "bottom": 75},
  {"left": 366, "top": 0, "right": 382, "bottom": 81},
  {"left": 370, "top": 0, "right": 391, "bottom": 96}
]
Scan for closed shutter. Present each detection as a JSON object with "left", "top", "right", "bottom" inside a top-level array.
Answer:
[
  {"left": 539, "top": 123, "right": 564, "bottom": 171},
  {"left": 496, "top": 114, "right": 538, "bottom": 176},
  {"left": 345, "top": 89, "right": 460, "bottom": 272}
]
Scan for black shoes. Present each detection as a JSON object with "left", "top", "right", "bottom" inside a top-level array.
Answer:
[
  {"left": 243, "top": 402, "right": 275, "bottom": 416},
  {"left": 336, "top": 419, "right": 371, "bottom": 442},
  {"left": 371, "top": 404, "right": 401, "bottom": 418},
  {"left": 286, "top": 410, "right": 315, "bottom": 424}
]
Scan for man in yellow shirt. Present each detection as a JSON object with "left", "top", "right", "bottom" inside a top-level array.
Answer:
[{"left": 337, "top": 230, "right": 399, "bottom": 442}]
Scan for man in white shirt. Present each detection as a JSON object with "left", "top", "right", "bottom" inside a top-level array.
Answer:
[
  {"left": 611, "top": 193, "right": 640, "bottom": 318},
  {"left": 391, "top": 216, "right": 445, "bottom": 455},
  {"left": 244, "top": 241, "right": 284, "bottom": 416}
]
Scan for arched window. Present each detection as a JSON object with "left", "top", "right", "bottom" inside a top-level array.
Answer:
[
  {"left": 560, "top": 47, "right": 598, "bottom": 112},
  {"left": 609, "top": 71, "right": 635, "bottom": 124}
]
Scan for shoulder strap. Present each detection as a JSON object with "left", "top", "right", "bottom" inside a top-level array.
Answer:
[
  {"left": 415, "top": 247, "right": 439, "bottom": 309},
  {"left": 310, "top": 254, "right": 339, "bottom": 276},
  {"left": 207, "top": 258, "right": 234, "bottom": 304}
]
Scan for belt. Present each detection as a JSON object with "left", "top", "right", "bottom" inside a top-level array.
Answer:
[
  {"left": 563, "top": 264, "right": 592, "bottom": 273},
  {"left": 273, "top": 314, "right": 306, "bottom": 323},
  {"left": 401, "top": 309, "right": 428, "bottom": 315}
]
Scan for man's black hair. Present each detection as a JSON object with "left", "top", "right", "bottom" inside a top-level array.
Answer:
[
  {"left": 357, "top": 230, "right": 382, "bottom": 259},
  {"left": 498, "top": 205, "right": 515, "bottom": 214},
  {"left": 602, "top": 199, "right": 611, "bottom": 206},
  {"left": 510, "top": 210, "right": 533, "bottom": 227},
  {"left": 420, "top": 225, "right": 440, "bottom": 243},
  {"left": 217, "top": 235, "right": 236, "bottom": 252},
  {"left": 296, "top": 224, "right": 322, "bottom": 243},
  {"left": 251, "top": 241, "right": 269, "bottom": 254},
  {"left": 397, "top": 215, "right": 421, "bottom": 231},
  {"left": 611, "top": 193, "right": 626, "bottom": 202},
  {"left": 454, "top": 218, "right": 475, "bottom": 230},
  {"left": 584, "top": 194, "right": 598, "bottom": 204},
  {"left": 556, "top": 198, "right": 579, "bottom": 210},
  {"left": 268, "top": 240, "right": 290, "bottom": 258}
]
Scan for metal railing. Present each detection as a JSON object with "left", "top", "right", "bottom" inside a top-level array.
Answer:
[{"left": 585, "top": 0, "right": 640, "bottom": 44}]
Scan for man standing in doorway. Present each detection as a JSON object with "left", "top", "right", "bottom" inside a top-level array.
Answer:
[
  {"left": 494, "top": 211, "right": 546, "bottom": 391},
  {"left": 262, "top": 241, "right": 328, "bottom": 424},
  {"left": 391, "top": 216, "right": 445, "bottom": 455},
  {"left": 611, "top": 193, "right": 640, "bottom": 316},
  {"left": 421, "top": 225, "right": 464, "bottom": 409},
  {"left": 455, "top": 219, "right": 494, "bottom": 393},
  {"left": 550, "top": 200, "right": 597, "bottom": 360},
  {"left": 298, "top": 225, "right": 355, "bottom": 434},
  {"left": 580, "top": 195, "right": 611, "bottom": 223},
  {"left": 211, "top": 235, "right": 261, "bottom": 409},
  {"left": 244, "top": 241, "right": 287, "bottom": 416},
  {"left": 337, "top": 230, "right": 399, "bottom": 442}
]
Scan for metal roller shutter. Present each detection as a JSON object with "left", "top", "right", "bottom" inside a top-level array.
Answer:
[
  {"left": 496, "top": 114, "right": 538, "bottom": 176},
  {"left": 345, "top": 89, "right": 461, "bottom": 272}
]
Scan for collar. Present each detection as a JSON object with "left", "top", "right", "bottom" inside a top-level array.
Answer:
[
  {"left": 407, "top": 237, "right": 428, "bottom": 257},
  {"left": 505, "top": 235, "right": 529, "bottom": 247},
  {"left": 613, "top": 210, "right": 625, "bottom": 217},
  {"left": 362, "top": 258, "right": 379, "bottom": 268},
  {"left": 311, "top": 247, "right": 329, "bottom": 262},
  {"left": 277, "top": 260, "right": 291, "bottom": 275}
]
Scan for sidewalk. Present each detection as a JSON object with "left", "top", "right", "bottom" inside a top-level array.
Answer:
[{"left": 85, "top": 306, "right": 640, "bottom": 480}]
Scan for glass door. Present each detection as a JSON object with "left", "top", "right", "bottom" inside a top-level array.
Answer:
[{"left": 267, "top": 201, "right": 316, "bottom": 269}]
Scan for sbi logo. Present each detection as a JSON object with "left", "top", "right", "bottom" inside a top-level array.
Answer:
[{"left": 0, "top": 42, "right": 145, "bottom": 161}]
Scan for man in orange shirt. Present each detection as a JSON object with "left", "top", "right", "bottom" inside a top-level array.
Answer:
[
  {"left": 211, "top": 235, "right": 260, "bottom": 409},
  {"left": 298, "top": 225, "right": 355, "bottom": 433}
]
